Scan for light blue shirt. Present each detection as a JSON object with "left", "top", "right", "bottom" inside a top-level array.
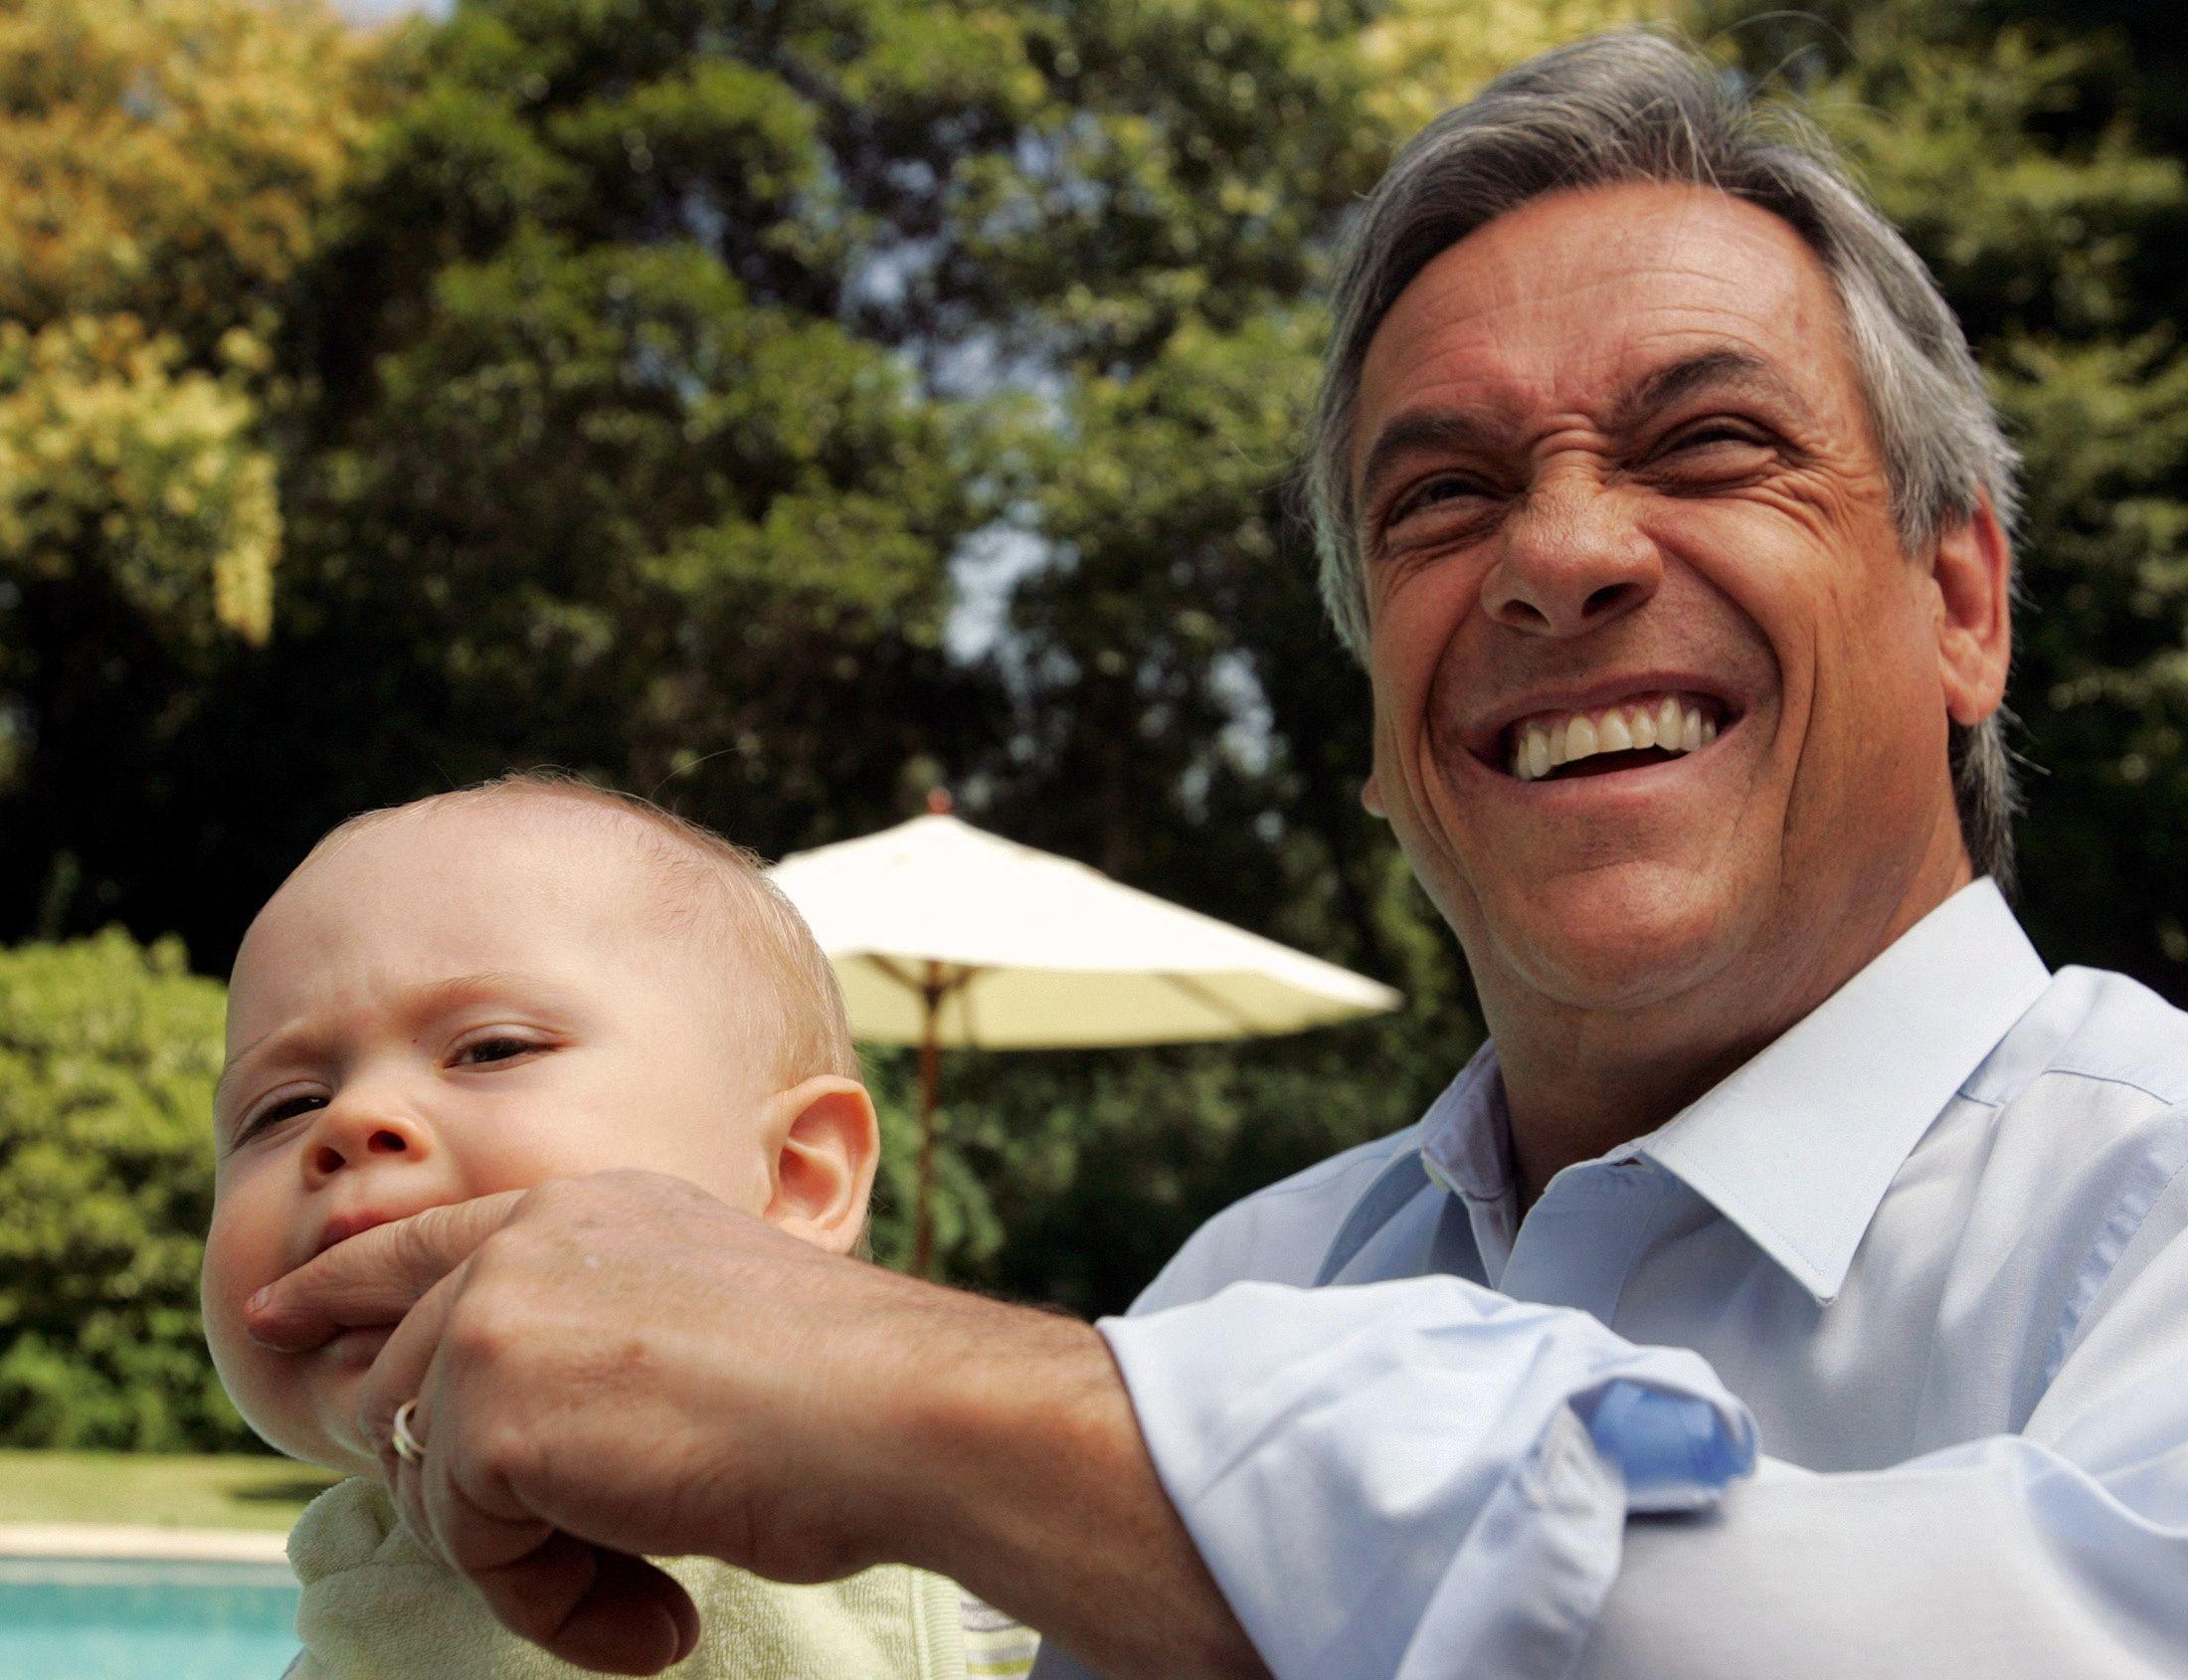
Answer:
[{"left": 1031, "top": 879, "right": 2188, "bottom": 1678}]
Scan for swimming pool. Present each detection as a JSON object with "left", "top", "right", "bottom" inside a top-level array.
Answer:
[{"left": 0, "top": 1555, "right": 301, "bottom": 1677}]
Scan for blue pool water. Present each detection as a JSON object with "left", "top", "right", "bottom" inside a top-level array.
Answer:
[{"left": 0, "top": 1556, "right": 300, "bottom": 1677}]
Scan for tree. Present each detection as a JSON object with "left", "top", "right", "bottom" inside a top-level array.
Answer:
[
  {"left": 0, "top": 0, "right": 366, "bottom": 355},
  {"left": 136, "top": 0, "right": 1049, "bottom": 969},
  {"left": 0, "top": 930, "right": 251, "bottom": 1449},
  {"left": 8, "top": 0, "right": 2185, "bottom": 1326},
  {"left": 0, "top": 0, "right": 373, "bottom": 939}
]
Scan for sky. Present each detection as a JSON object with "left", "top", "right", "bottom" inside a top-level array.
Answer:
[{"left": 333, "top": 0, "right": 447, "bottom": 24}]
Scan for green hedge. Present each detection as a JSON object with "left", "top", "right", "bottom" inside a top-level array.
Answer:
[{"left": 0, "top": 930, "right": 257, "bottom": 1450}]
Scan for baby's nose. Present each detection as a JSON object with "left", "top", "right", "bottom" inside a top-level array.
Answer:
[
  {"left": 304, "top": 1101, "right": 432, "bottom": 1182},
  {"left": 313, "top": 1124, "right": 412, "bottom": 1178}
]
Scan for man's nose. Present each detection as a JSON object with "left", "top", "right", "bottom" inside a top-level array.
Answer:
[
  {"left": 301, "top": 1098, "right": 430, "bottom": 1185},
  {"left": 1479, "top": 472, "right": 1660, "bottom": 637}
]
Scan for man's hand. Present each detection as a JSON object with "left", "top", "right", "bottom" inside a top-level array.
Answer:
[
  {"left": 248, "top": 1169, "right": 1266, "bottom": 1678},
  {"left": 249, "top": 1172, "right": 916, "bottom": 1669}
]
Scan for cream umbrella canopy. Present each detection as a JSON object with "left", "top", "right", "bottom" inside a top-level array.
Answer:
[{"left": 768, "top": 797, "right": 1402, "bottom": 1273}]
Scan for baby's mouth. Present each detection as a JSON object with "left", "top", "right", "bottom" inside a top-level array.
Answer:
[
  {"left": 320, "top": 1323, "right": 394, "bottom": 1365},
  {"left": 312, "top": 1207, "right": 406, "bottom": 1260}
]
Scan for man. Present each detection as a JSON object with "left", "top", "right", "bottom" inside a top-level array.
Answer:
[{"left": 245, "top": 32, "right": 2188, "bottom": 1679}]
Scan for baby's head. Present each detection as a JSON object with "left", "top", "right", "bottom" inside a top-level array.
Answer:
[{"left": 202, "top": 773, "right": 874, "bottom": 1474}]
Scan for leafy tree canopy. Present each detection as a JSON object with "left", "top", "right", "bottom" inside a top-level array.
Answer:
[
  {"left": 0, "top": 0, "right": 375, "bottom": 937},
  {"left": 1, "top": 0, "right": 2183, "bottom": 1334},
  {"left": 0, "top": 0, "right": 368, "bottom": 351}
]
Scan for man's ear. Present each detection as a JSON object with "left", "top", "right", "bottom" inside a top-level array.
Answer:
[
  {"left": 1932, "top": 492, "right": 2013, "bottom": 728},
  {"left": 1361, "top": 773, "right": 1386, "bottom": 819},
  {"left": 759, "top": 1076, "right": 879, "bottom": 1255}
]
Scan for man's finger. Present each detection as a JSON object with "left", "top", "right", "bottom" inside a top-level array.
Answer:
[
  {"left": 353, "top": 1252, "right": 467, "bottom": 1480},
  {"left": 470, "top": 1531, "right": 700, "bottom": 1676},
  {"left": 353, "top": 1257, "right": 471, "bottom": 1555},
  {"left": 247, "top": 1190, "right": 529, "bottom": 1350},
  {"left": 406, "top": 1336, "right": 565, "bottom": 1588}
]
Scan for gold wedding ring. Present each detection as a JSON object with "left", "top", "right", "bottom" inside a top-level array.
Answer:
[{"left": 391, "top": 1398, "right": 427, "bottom": 1467}]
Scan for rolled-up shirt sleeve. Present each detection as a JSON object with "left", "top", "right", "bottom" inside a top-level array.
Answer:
[
  {"left": 1090, "top": 1276, "right": 1756, "bottom": 1680},
  {"left": 1036, "top": 1170, "right": 2188, "bottom": 1680}
]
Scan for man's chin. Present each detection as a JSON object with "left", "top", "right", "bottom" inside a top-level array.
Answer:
[{"left": 1484, "top": 862, "right": 1752, "bottom": 1012}]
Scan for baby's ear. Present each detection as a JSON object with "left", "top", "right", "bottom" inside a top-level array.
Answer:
[{"left": 760, "top": 1076, "right": 879, "bottom": 1255}]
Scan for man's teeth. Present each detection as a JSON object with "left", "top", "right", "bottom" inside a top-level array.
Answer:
[{"left": 1508, "top": 693, "right": 1722, "bottom": 782}]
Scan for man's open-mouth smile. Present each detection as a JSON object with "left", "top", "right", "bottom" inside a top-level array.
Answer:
[
  {"left": 1450, "top": 676, "right": 1750, "bottom": 791},
  {"left": 1502, "top": 690, "right": 1732, "bottom": 782}
]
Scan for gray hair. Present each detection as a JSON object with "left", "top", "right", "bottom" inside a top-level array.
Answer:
[{"left": 1306, "top": 29, "right": 2023, "bottom": 893}]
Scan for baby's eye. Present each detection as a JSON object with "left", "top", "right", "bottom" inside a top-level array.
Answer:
[
  {"left": 453, "top": 1034, "right": 542, "bottom": 1066},
  {"left": 241, "top": 1092, "right": 326, "bottom": 1140}
]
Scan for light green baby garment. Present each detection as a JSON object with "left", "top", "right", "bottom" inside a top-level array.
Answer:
[{"left": 285, "top": 1477, "right": 966, "bottom": 1680}]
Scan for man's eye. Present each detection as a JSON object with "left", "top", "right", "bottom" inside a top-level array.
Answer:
[
  {"left": 454, "top": 1035, "right": 541, "bottom": 1066},
  {"left": 1387, "top": 475, "right": 1491, "bottom": 526},
  {"left": 1660, "top": 423, "right": 1770, "bottom": 459}
]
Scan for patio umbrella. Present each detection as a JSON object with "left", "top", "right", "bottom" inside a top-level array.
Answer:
[{"left": 768, "top": 796, "right": 1402, "bottom": 1273}]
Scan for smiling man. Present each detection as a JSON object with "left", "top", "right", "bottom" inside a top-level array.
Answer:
[
  {"left": 247, "top": 31, "right": 2188, "bottom": 1680},
  {"left": 1340, "top": 171, "right": 2007, "bottom": 1204}
]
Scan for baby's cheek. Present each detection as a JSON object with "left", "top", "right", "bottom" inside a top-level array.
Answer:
[
  {"left": 203, "top": 1304, "right": 360, "bottom": 1470},
  {"left": 201, "top": 1242, "right": 274, "bottom": 1429},
  {"left": 202, "top": 1199, "right": 321, "bottom": 1461}
]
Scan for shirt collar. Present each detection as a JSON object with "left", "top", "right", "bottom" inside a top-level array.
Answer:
[{"left": 1421, "top": 878, "right": 2052, "bottom": 1305}]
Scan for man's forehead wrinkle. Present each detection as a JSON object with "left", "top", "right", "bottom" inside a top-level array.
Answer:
[
  {"left": 1376, "top": 224, "right": 1804, "bottom": 333},
  {"left": 1359, "top": 184, "right": 1822, "bottom": 393}
]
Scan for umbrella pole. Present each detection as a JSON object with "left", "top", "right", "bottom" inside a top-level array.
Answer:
[{"left": 913, "top": 965, "right": 942, "bottom": 1278}]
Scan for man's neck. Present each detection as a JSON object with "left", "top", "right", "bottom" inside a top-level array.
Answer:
[{"left": 1489, "top": 850, "right": 1977, "bottom": 1213}]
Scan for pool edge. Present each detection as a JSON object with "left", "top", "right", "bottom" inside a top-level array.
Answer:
[{"left": 0, "top": 1524, "right": 288, "bottom": 1564}]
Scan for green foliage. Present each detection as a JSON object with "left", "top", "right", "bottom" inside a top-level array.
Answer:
[
  {"left": 0, "top": 0, "right": 372, "bottom": 662},
  {"left": 862, "top": 1052, "right": 1004, "bottom": 1277},
  {"left": 165, "top": 0, "right": 1031, "bottom": 948},
  {"left": 0, "top": 0, "right": 368, "bottom": 352},
  {"left": 964, "top": 3, "right": 1642, "bottom": 1310},
  {"left": 0, "top": 931, "right": 250, "bottom": 1450},
  {"left": 0, "top": 315, "right": 278, "bottom": 645},
  {"left": 3, "top": 0, "right": 2187, "bottom": 1375}
]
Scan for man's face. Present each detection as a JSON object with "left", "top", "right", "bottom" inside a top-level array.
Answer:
[
  {"left": 1354, "top": 182, "right": 1975, "bottom": 1024},
  {"left": 202, "top": 806, "right": 776, "bottom": 1474}
]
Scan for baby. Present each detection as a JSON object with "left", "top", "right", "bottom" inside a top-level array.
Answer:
[{"left": 200, "top": 772, "right": 1035, "bottom": 1679}]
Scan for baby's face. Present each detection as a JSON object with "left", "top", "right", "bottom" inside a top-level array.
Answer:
[{"left": 203, "top": 805, "right": 782, "bottom": 1473}]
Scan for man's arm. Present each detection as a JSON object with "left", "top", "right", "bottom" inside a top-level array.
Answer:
[
  {"left": 1051, "top": 1182, "right": 2188, "bottom": 1680},
  {"left": 252, "top": 1161, "right": 2188, "bottom": 1680},
  {"left": 894, "top": 1303, "right": 1270, "bottom": 1680}
]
